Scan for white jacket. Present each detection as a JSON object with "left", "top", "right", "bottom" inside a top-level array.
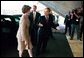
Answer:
[{"left": 16, "top": 13, "right": 33, "bottom": 51}]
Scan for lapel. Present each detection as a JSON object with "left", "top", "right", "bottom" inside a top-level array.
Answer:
[
  {"left": 44, "top": 16, "right": 46, "bottom": 22},
  {"left": 30, "top": 12, "right": 33, "bottom": 21}
]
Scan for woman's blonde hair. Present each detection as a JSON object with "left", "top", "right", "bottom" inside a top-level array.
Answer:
[{"left": 22, "top": 5, "right": 31, "bottom": 13}]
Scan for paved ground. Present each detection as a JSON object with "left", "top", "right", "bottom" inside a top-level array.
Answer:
[{"left": 66, "top": 34, "right": 83, "bottom": 57}]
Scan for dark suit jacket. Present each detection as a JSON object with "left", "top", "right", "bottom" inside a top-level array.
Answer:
[
  {"left": 39, "top": 14, "right": 56, "bottom": 37},
  {"left": 29, "top": 11, "right": 41, "bottom": 34},
  {"left": 64, "top": 15, "right": 71, "bottom": 25}
]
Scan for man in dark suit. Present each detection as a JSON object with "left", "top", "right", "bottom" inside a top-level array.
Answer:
[
  {"left": 36, "top": 8, "right": 58, "bottom": 56},
  {"left": 64, "top": 11, "right": 72, "bottom": 36},
  {"left": 29, "top": 5, "right": 41, "bottom": 46}
]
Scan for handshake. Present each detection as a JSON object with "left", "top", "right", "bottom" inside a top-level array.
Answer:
[{"left": 38, "top": 23, "right": 43, "bottom": 27}]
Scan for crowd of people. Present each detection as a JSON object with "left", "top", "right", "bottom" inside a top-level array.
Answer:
[
  {"left": 16, "top": 5, "right": 58, "bottom": 57},
  {"left": 64, "top": 5, "right": 83, "bottom": 41}
]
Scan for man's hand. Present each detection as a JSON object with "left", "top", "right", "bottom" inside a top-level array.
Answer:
[
  {"left": 55, "top": 27, "right": 57, "bottom": 30},
  {"left": 76, "top": 19, "right": 79, "bottom": 21},
  {"left": 38, "top": 23, "right": 43, "bottom": 27},
  {"left": 74, "top": 12, "right": 80, "bottom": 18}
]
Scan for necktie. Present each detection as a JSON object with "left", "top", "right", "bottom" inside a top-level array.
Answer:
[
  {"left": 33, "top": 12, "right": 36, "bottom": 21},
  {"left": 46, "top": 16, "right": 49, "bottom": 22}
]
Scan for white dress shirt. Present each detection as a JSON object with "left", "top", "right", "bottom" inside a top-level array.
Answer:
[{"left": 33, "top": 11, "right": 36, "bottom": 20}]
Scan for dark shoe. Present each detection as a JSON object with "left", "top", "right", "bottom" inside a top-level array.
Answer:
[
  {"left": 35, "top": 49, "right": 40, "bottom": 57},
  {"left": 80, "top": 39, "right": 82, "bottom": 41},
  {"left": 41, "top": 49, "right": 46, "bottom": 54},
  {"left": 64, "top": 33, "right": 66, "bottom": 35},
  {"left": 70, "top": 36, "right": 73, "bottom": 40},
  {"left": 70, "top": 38, "right": 73, "bottom": 40},
  {"left": 35, "top": 52, "right": 40, "bottom": 57}
]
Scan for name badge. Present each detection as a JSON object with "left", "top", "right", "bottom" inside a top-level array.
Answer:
[{"left": 76, "top": 19, "right": 78, "bottom": 21}]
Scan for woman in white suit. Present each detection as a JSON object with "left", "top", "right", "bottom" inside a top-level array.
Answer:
[{"left": 16, "top": 5, "right": 33, "bottom": 57}]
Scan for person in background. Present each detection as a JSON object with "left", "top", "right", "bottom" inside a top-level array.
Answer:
[
  {"left": 16, "top": 5, "right": 33, "bottom": 57},
  {"left": 64, "top": 11, "right": 72, "bottom": 36},
  {"left": 79, "top": 6, "right": 83, "bottom": 41},
  {"left": 70, "top": 8, "right": 81, "bottom": 40}
]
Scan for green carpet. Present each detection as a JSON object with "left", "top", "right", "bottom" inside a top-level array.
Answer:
[
  {"left": 41, "top": 32, "right": 73, "bottom": 57},
  {"left": 0, "top": 32, "right": 73, "bottom": 57}
]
